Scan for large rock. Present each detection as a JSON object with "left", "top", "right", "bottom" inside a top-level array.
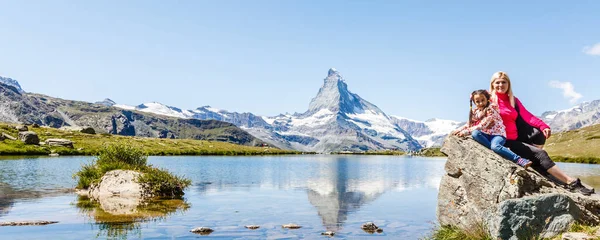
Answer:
[
  {"left": 45, "top": 138, "right": 73, "bottom": 148},
  {"left": 18, "top": 131, "right": 39, "bottom": 145},
  {"left": 437, "top": 135, "right": 600, "bottom": 240},
  {"left": 86, "top": 170, "right": 151, "bottom": 214},
  {"left": 15, "top": 125, "right": 28, "bottom": 131}
]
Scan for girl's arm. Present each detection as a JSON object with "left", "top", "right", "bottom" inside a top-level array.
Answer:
[
  {"left": 467, "top": 108, "right": 496, "bottom": 133},
  {"left": 515, "top": 98, "right": 550, "bottom": 131},
  {"left": 452, "top": 123, "right": 469, "bottom": 136}
]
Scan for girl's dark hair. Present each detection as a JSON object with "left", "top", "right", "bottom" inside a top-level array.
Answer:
[{"left": 468, "top": 89, "right": 491, "bottom": 127}]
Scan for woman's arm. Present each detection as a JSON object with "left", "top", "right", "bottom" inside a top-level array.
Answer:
[{"left": 515, "top": 98, "right": 550, "bottom": 131}]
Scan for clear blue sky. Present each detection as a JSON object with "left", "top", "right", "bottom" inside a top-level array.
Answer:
[{"left": 1, "top": 1, "right": 599, "bottom": 121}]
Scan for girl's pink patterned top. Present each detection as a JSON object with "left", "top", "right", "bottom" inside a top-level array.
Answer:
[{"left": 455, "top": 102, "right": 507, "bottom": 137}]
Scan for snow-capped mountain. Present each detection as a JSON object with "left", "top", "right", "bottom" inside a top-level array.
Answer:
[
  {"left": 266, "top": 68, "right": 420, "bottom": 152},
  {"left": 0, "top": 76, "right": 24, "bottom": 93},
  {"left": 541, "top": 100, "right": 600, "bottom": 132},
  {"left": 114, "top": 68, "right": 422, "bottom": 152},
  {"left": 392, "top": 117, "right": 463, "bottom": 148}
]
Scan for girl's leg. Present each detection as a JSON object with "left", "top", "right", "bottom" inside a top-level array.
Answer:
[
  {"left": 490, "top": 136, "right": 520, "bottom": 162},
  {"left": 471, "top": 130, "right": 491, "bottom": 148}
]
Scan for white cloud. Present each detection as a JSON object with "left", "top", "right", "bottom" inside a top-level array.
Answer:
[
  {"left": 549, "top": 81, "right": 583, "bottom": 104},
  {"left": 583, "top": 43, "right": 600, "bottom": 56}
]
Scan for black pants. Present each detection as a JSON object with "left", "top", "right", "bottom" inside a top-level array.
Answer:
[{"left": 504, "top": 140, "right": 556, "bottom": 171}]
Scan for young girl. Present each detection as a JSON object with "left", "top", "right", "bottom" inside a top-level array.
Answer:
[{"left": 452, "top": 89, "right": 532, "bottom": 168}]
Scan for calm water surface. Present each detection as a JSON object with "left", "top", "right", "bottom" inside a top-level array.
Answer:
[{"left": 1, "top": 155, "right": 600, "bottom": 239}]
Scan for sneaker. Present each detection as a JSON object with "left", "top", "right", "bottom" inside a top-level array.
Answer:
[
  {"left": 516, "top": 158, "right": 532, "bottom": 169},
  {"left": 568, "top": 178, "right": 595, "bottom": 196}
]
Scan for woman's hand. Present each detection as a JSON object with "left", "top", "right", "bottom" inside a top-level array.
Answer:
[{"left": 542, "top": 128, "right": 551, "bottom": 139}]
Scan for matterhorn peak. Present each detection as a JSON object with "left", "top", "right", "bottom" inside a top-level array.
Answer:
[
  {"left": 326, "top": 68, "right": 344, "bottom": 81},
  {"left": 328, "top": 68, "right": 340, "bottom": 77}
]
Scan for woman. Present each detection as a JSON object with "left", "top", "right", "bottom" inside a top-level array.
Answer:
[{"left": 489, "top": 71, "right": 594, "bottom": 195}]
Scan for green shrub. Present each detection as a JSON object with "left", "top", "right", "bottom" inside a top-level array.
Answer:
[
  {"left": 138, "top": 166, "right": 191, "bottom": 197},
  {"left": 428, "top": 224, "right": 491, "bottom": 240},
  {"left": 74, "top": 163, "right": 102, "bottom": 189},
  {"left": 73, "top": 143, "right": 191, "bottom": 197},
  {"left": 96, "top": 144, "right": 147, "bottom": 168}
]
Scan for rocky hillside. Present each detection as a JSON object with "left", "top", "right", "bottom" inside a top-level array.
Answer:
[
  {"left": 0, "top": 82, "right": 263, "bottom": 146},
  {"left": 542, "top": 100, "right": 600, "bottom": 132},
  {"left": 545, "top": 123, "right": 600, "bottom": 161}
]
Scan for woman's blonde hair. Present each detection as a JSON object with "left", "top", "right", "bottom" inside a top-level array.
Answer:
[{"left": 489, "top": 71, "right": 515, "bottom": 107}]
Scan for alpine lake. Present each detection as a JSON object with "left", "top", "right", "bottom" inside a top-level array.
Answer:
[{"left": 2, "top": 155, "right": 600, "bottom": 239}]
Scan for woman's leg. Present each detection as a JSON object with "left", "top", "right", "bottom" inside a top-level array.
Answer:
[
  {"left": 505, "top": 140, "right": 572, "bottom": 182},
  {"left": 505, "top": 140, "right": 593, "bottom": 195},
  {"left": 547, "top": 166, "right": 575, "bottom": 184},
  {"left": 471, "top": 130, "right": 492, "bottom": 148},
  {"left": 490, "top": 136, "right": 520, "bottom": 162}
]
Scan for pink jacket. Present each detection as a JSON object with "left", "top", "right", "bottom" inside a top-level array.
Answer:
[{"left": 494, "top": 92, "right": 550, "bottom": 140}]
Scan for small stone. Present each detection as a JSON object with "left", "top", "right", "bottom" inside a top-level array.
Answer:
[
  {"left": 361, "top": 222, "right": 378, "bottom": 231},
  {"left": 321, "top": 231, "right": 335, "bottom": 236},
  {"left": 15, "top": 125, "right": 28, "bottom": 131},
  {"left": 376, "top": 228, "right": 383, "bottom": 233},
  {"left": 282, "top": 223, "right": 301, "bottom": 229},
  {"left": 245, "top": 225, "right": 260, "bottom": 230},
  {"left": 31, "top": 123, "right": 40, "bottom": 128},
  {"left": 45, "top": 138, "right": 74, "bottom": 148},
  {"left": 77, "top": 148, "right": 84, "bottom": 151},
  {"left": 2, "top": 133, "right": 16, "bottom": 140},
  {"left": 562, "top": 232, "right": 595, "bottom": 240},
  {"left": 190, "top": 227, "right": 214, "bottom": 235},
  {"left": 49, "top": 153, "right": 59, "bottom": 157},
  {"left": 0, "top": 221, "right": 58, "bottom": 226}
]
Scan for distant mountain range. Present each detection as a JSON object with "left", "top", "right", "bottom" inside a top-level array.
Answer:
[
  {"left": 541, "top": 100, "right": 600, "bottom": 132},
  {"left": 2, "top": 70, "right": 598, "bottom": 152},
  {"left": 0, "top": 82, "right": 264, "bottom": 146}
]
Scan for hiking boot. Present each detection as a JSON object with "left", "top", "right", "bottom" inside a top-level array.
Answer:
[
  {"left": 516, "top": 158, "right": 532, "bottom": 169},
  {"left": 568, "top": 178, "right": 595, "bottom": 196}
]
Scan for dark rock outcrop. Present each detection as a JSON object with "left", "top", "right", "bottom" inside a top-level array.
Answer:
[
  {"left": 437, "top": 135, "right": 600, "bottom": 239},
  {"left": 79, "top": 127, "right": 95, "bottom": 134}
]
